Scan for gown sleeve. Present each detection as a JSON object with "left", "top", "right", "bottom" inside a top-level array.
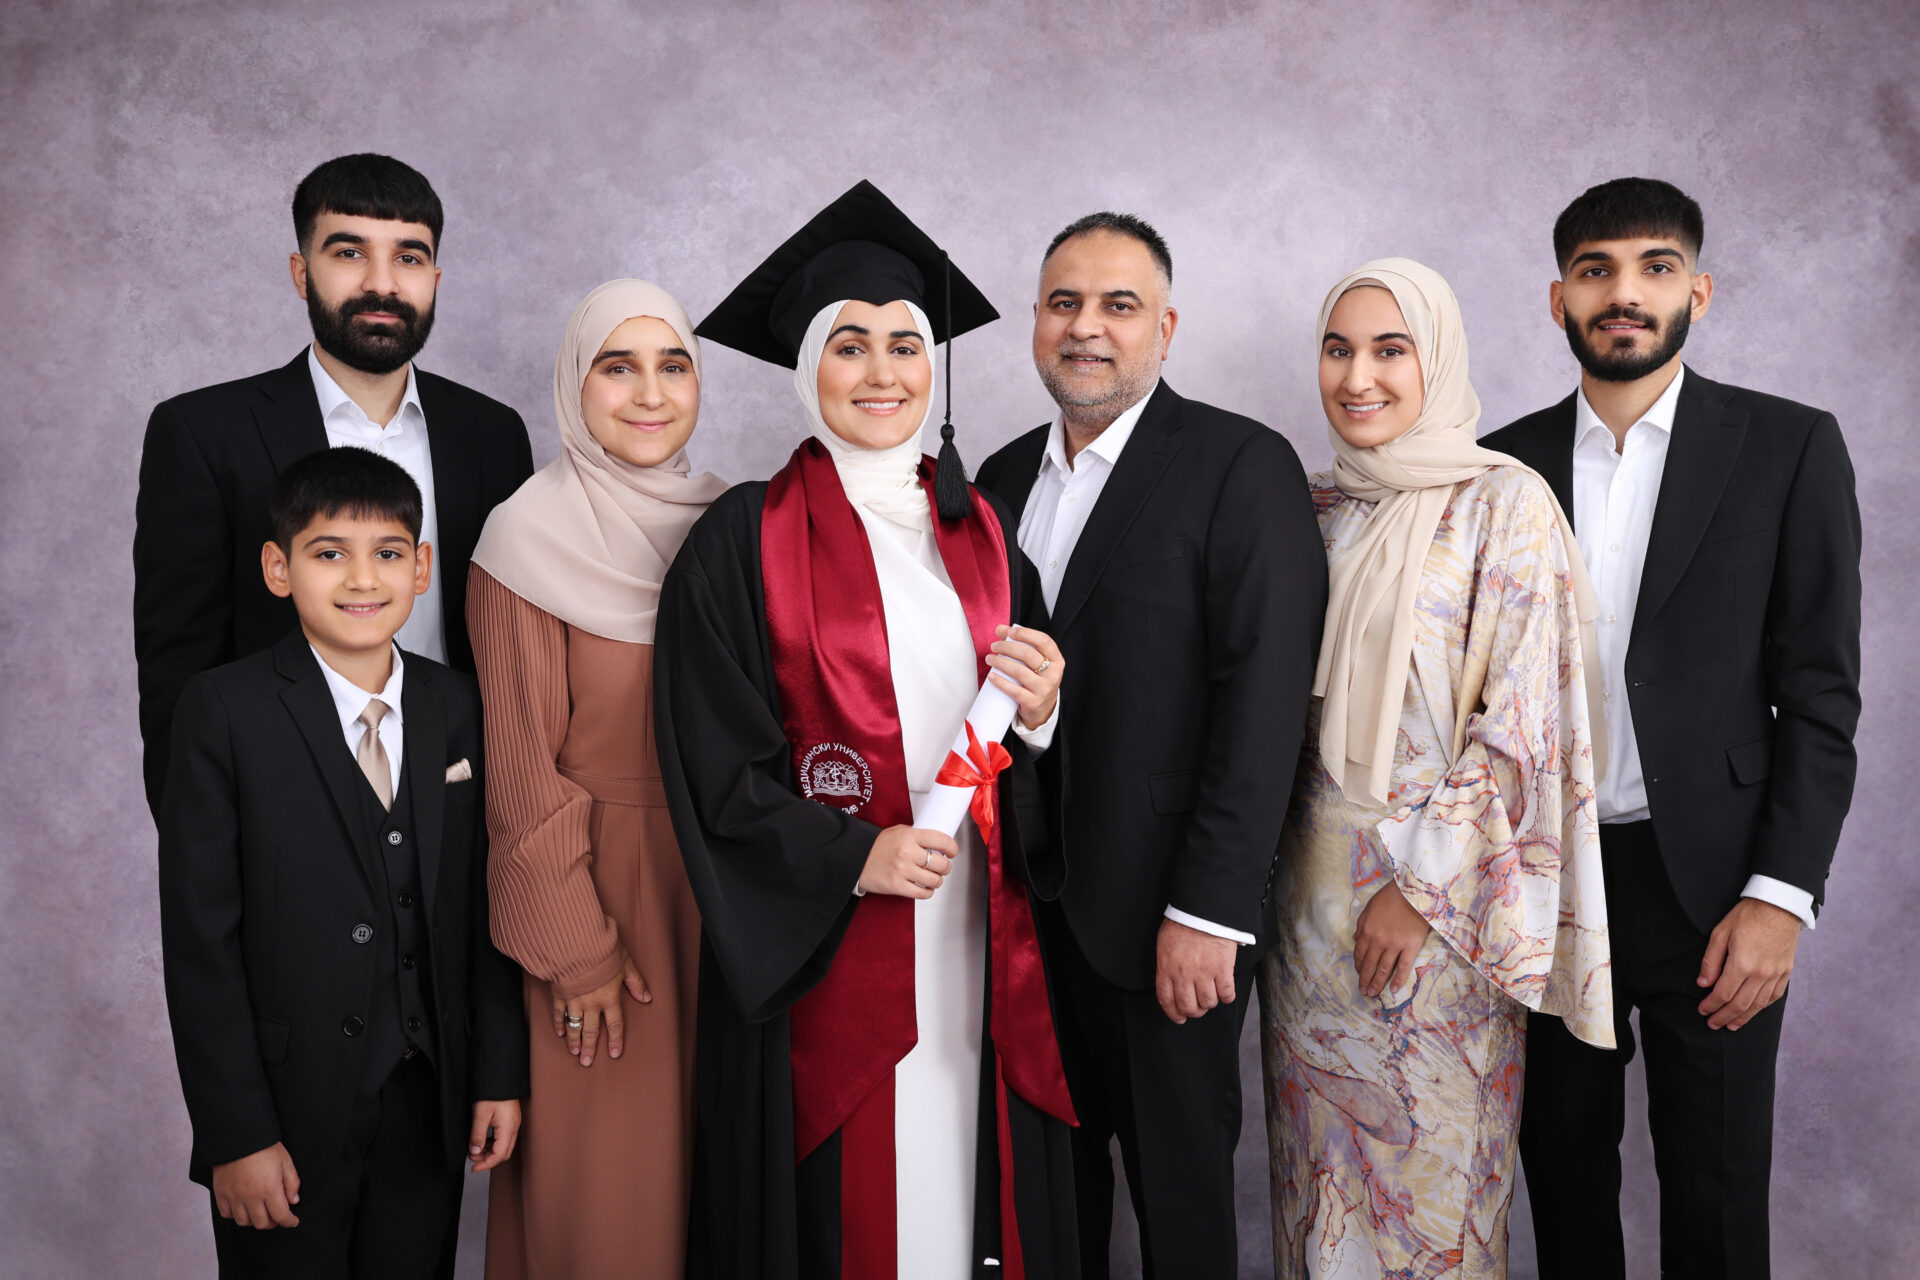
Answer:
[
  {"left": 654, "top": 494, "right": 883, "bottom": 1024},
  {"left": 467, "top": 567, "right": 626, "bottom": 1000},
  {"left": 1376, "top": 474, "right": 1614, "bottom": 1049}
]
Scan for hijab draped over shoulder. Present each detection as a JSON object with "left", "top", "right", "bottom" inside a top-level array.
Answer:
[
  {"left": 1312, "top": 258, "right": 1603, "bottom": 807},
  {"left": 471, "top": 279, "right": 728, "bottom": 644}
]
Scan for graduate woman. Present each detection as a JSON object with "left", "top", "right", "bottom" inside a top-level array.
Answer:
[
  {"left": 1257, "top": 260, "right": 1614, "bottom": 1277},
  {"left": 467, "top": 280, "right": 727, "bottom": 1277},
  {"left": 656, "top": 182, "right": 1080, "bottom": 1280}
]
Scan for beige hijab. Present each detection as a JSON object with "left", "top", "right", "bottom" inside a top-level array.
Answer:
[
  {"left": 1313, "top": 258, "right": 1602, "bottom": 806},
  {"left": 470, "top": 279, "right": 728, "bottom": 644}
]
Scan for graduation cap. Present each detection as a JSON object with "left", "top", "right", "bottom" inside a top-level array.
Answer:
[{"left": 698, "top": 179, "right": 999, "bottom": 519}]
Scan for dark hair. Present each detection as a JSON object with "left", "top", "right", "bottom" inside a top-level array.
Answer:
[
  {"left": 270, "top": 447, "right": 424, "bottom": 549},
  {"left": 1043, "top": 211, "right": 1173, "bottom": 288},
  {"left": 292, "top": 153, "right": 444, "bottom": 255},
  {"left": 1553, "top": 177, "right": 1703, "bottom": 273}
]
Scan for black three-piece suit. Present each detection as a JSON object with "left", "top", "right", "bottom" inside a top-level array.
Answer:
[
  {"left": 1484, "top": 367, "right": 1861, "bottom": 1279},
  {"left": 159, "top": 631, "right": 529, "bottom": 1278},
  {"left": 134, "top": 351, "right": 533, "bottom": 816},
  {"left": 975, "top": 381, "right": 1327, "bottom": 1278}
]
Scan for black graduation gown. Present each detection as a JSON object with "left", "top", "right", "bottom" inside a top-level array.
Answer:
[{"left": 655, "top": 481, "right": 1081, "bottom": 1280}]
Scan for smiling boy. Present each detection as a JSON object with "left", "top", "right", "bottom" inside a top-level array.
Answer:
[{"left": 158, "top": 447, "right": 528, "bottom": 1279}]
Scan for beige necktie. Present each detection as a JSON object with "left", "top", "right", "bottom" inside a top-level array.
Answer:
[{"left": 356, "top": 698, "right": 392, "bottom": 811}]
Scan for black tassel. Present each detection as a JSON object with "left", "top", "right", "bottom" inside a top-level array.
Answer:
[{"left": 933, "top": 250, "right": 971, "bottom": 520}]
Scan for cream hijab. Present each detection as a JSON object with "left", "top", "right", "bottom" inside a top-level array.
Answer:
[
  {"left": 1313, "top": 258, "right": 1602, "bottom": 806},
  {"left": 792, "top": 298, "right": 939, "bottom": 532},
  {"left": 469, "top": 279, "right": 728, "bottom": 644}
]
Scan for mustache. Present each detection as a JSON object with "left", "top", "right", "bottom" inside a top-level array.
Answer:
[
  {"left": 1589, "top": 306, "right": 1660, "bottom": 333},
  {"left": 336, "top": 292, "right": 421, "bottom": 325},
  {"left": 1055, "top": 342, "right": 1115, "bottom": 360}
]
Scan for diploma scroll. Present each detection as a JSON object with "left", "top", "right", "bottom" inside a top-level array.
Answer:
[{"left": 911, "top": 679, "right": 1019, "bottom": 838}]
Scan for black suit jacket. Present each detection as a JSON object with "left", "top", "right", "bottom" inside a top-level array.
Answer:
[
  {"left": 134, "top": 351, "right": 534, "bottom": 815},
  {"left": 158, "top": 630, "right": 529, "bottom": 1187},
  {"left": 1481, "top": 367, "right": 1861, "bottom": 929},
  {"left": 975, "top": 381, "right": 1327, "bottom": 988}
]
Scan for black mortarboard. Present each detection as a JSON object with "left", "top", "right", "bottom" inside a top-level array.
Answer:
[
  {"left": 698, "top": 180, "right": 999, "bottom": 519},
  {"left": 697, "top": 180, "right": 999, "bottom": 368}
]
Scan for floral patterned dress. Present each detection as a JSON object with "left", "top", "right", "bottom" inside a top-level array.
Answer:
[{"left": 1259, "top": 466, "right": 1612, "bottom": 1278}]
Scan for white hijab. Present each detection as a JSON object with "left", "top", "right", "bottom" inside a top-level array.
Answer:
[{"left": 792, "top": 298, "right": 939, "bottom": 532}]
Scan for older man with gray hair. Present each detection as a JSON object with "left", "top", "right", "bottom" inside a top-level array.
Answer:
[{"left": 975, "top": 212, "right": 1325, "bottom": 1277}]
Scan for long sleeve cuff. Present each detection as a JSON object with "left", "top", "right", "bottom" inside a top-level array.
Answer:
[
  {"left": 1163, "top": 905, "right": 1256, "bottom": 946},
  {"left": 1012, "top": 695, "right": 1060, "bottom": 754},
  {"left": 1742, "top": 874, "right": 1816, "bottom": 930}
]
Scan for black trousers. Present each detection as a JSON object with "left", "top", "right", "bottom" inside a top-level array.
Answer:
[
  {"left": 1520, "top": 820, "right": 1785, "bottom": 1279},
  {"left": 212, "top": 1054, "right": 463, "bottom": 1280},
  {"left": 1041, "top": 902, "right": 1255, "bottom": 1280}
]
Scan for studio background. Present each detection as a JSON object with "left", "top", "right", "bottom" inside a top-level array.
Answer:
[{"left": 4, "top": 1, "right": 1915, "bottom": 1275}]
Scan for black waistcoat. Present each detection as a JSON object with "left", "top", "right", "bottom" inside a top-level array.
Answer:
[{"left": 354, "top": 763, "right": 438, "bottom": 1094}]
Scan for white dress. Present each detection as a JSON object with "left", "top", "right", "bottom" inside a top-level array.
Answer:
[{"left": 861, "top": 508, "right": 998, "bottom": 1278}]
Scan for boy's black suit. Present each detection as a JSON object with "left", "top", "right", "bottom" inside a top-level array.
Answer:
[
  {"left": 974, "top": 381, "right": 1325, "bottom": 1278},
  {"left": 159, "top": 630, "right": 528, "bottom": 1270},
  {"left": 1484, "top": 367, "right": 1860, "bottom": 1279},
  {"left": 134, "top": 351, "right": 534, "bottom": 815}
]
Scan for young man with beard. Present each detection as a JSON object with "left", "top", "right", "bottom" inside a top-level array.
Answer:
[
  {"left": 135, "top": 153, "right": 533, "bottom": 816},
  {"left": 1482, "top": 177, "right": 1862, "bottom": 1279},
  {"left": 974, "top": 214, "right": 1325, "bottom": 1278}
]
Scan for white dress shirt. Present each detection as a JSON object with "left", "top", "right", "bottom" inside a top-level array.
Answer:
[
  {"left": 307, "top": 347, "right": 447, "bottom": 663},
  {"left": 1572, "top": 366, "right": 1814, "bottom": 929},
  {"left": 312, "top": 644, "right": 405, "bottom": 798},
  {"left": 1016, "top": 384, "right": 1255, "bottom": 947}
]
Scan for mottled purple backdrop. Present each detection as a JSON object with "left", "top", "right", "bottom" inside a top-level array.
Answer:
[{"left": 3, "top": 1, "right": 1915, "bottom": 1275}]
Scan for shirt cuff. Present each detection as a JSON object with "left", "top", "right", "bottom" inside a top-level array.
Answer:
[
  {"left": 1163, "top": 905, "right": 1256, "bottom": 946},
  {"left": 1012, "top": 696, "right": 1059, "bottom": 755},
  {"left": 1742, "top": 875, "right": 1816, "bottom": 930}
]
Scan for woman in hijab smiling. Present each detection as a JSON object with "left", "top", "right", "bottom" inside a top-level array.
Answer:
[
  {"left": 467, "top": 280, "right": 727, "bottom": 1279},
  {"left": 656, "top": 182, "right": 1079, "bottom": 1280},
  {"left": 1257, "top": 260, "right": 1614, "bottom": 1277}
]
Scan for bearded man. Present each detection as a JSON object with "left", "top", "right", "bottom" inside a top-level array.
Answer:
[
  {"left": 1484, "top": 177, "right": 1862, "bottom": 1280},
  {"left": 974, "top": 213, "right": 1325, "bottom": 1278},
  {"left": 133, "top": 153, "right": 532, "bottom": 815}
]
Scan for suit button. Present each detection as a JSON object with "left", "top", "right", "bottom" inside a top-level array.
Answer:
[
  {"left": 406, "top": 1015, "right": 423, "bottom": 1034},
  {"left": 398, "top": 892, "right": 415, "bottom": 909},
  {"left": 387, "top": 831, "right": 403, "bottom": 846},
  {"left": 342, "top": 1016, "right": 365, "bottom": 1037},
  {"left": 351, "top": 923, "right": 373, "bottom": 944},
  {"left": 401, "top": 954, "right": 417, "bottom": 970}
]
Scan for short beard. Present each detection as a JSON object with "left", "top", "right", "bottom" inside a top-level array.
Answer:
[
  {"left": 1564, "top": 297, "right": 1690, "bottom": 383},
  {"left": 308, "top": 286, "right": 435, "bottom": 375},
  {"left": 1037, "top": 344, "right": 1163, "bottom": 430}
]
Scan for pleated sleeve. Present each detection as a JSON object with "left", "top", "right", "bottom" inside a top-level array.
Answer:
[{"left": 468, "top": 566, "right": 626, "bottom": 1000}]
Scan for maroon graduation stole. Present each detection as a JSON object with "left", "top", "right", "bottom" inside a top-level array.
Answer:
[{"left": 761, "top": 438, "right": 1076, "bottom": 1280}]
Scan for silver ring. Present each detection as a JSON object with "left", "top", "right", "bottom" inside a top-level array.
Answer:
[
  {"left": 564, "top": 1013, "right": 584, "bottom": 1028},
  {"left": 1034, "top": 657, "right": 1051, "bottom": 674},
  {"left": 922, "top": 849, "right": 933, "bottom": 869}
]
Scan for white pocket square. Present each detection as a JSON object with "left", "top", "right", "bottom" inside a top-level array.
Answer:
[{"left": 445, "top": 758, "right": 473, "bottom": 783}]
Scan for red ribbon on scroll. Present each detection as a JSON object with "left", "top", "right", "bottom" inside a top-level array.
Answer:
[{"left": 935, "top": 720, "right": 1014, "bottom": 844}]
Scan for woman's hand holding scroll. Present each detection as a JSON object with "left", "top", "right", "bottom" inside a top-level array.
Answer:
[{"left": 986, "top": 624, "right": 1064, "bottom": 729}]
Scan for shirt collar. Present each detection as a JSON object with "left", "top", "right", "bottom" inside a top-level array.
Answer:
[
  {"left": 311, "top": 643, "right": 406, "bottom": 737},
  {"left": 307, "top": 344, "right": 424, "bottom": 432},
  {"left": 1574, "top": 363, "right": 1685, "bottom": 452},
  {"left": 1040, "top": 381, "right": 1157, "bottom": 479}
]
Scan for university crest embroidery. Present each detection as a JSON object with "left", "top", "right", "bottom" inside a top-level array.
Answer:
[{"left": 798, "top": 742, "right": 874, "bottom": 814}]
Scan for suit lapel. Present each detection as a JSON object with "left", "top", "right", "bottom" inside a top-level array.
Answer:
[
  {"left": 995, "top": 426, "right": 1050, "bottom": 526},
  {"left": 418, "top": 371, "right": 478, "bottom": 571},
  {"left": 1049, "top": 381, "right": 1186, "bottom": 636},
  {"left": 254, "top": 350, "right": 330, "bottom": 473},
  {"left": 1533, "top": 395, "right": 1578, "bottom": 530},
  {"left": 1634, "top": 368, "right": 1747, "bottom": 627},
  {"left": 273, "top": 634, "right": 380, "bottom": 891},
  {"left": 402, "top": 656, "right": 447, "bottom": 920}
]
